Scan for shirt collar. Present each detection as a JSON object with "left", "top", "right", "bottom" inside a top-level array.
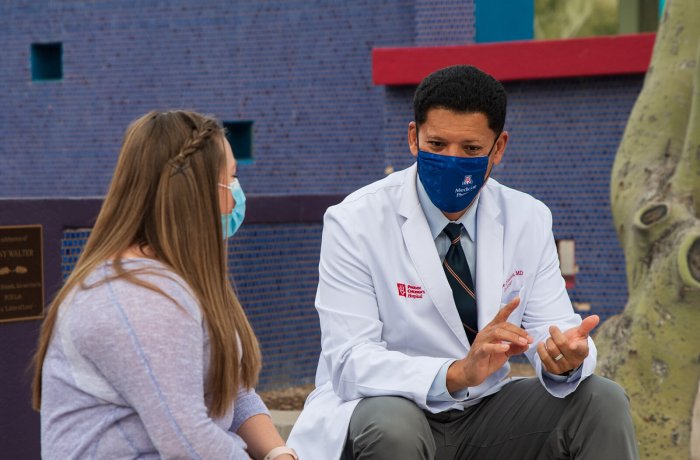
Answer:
[{"left": 416, "top": 174, "right": 479, "bottom": 242}]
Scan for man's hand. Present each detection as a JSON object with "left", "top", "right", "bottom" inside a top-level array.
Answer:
[
  {"left": 446, "top": 297, "right": 532, "bottom": 392},
  {"left": 537, "top": 315, "right": 600, "bottom": 375}
]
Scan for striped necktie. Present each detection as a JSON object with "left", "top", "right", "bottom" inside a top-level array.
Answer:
[{"left": 442, "top": 223, "right": 478, "bottom": 344}]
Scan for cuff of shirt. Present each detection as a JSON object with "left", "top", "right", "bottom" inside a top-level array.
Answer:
[
  {"left": 427, "top": 360, "right": 469, "bottom": 403},
  {"left": 542, "top": 364, "right": 583, "bottom": 384}
]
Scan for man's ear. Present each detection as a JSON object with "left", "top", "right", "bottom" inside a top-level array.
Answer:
[
  {"left": 408, "top": 122, "right": 418, "bottom": 157},
  {"left": 492, "top": 131, "right": 509, "bottom": 166}
]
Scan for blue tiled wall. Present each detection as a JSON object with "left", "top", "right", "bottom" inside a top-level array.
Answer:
[
  {"left": 33, "top": 0, "right": 477, "bottom": 392},
  {"left": 383, "top": 86, "right": 418, "bottom": 172},
  {"left": 62, "top": 224, "right": 323, "bottom": 391},
  {"left": 500, "top": 76, "right": 642, "bottom": 322},
  {"left": 60, "top": 229, "right": 90, "bottom": 282},
  {"left": 228, "top": 223, "right": 322, "bottom": 389},
  {"left": 13, "top": 1, "right": 643, "bottom": 391},
  {"left": 415, "top": 0, "right": 475, "bottom": 45},
  {"left": 0, "top": 0, "right": 425, "bottom": 197}
]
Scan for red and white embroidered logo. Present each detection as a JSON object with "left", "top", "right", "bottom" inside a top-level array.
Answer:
[
  {"left": 462, "top": 175, "right": 473, "bottom": 185},
  {"left": 397, "top": 282, "right": 425, "bottom": 299},
  {"left": 397, "top": 283, "right": 407, "bottom": 297}
]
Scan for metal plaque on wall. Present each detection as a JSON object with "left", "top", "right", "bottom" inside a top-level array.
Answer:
[{"left": 0, "top": 225, "right": 44, "bottom": 322}]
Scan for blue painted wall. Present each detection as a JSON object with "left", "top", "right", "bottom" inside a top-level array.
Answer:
[
  {"left": 61, "top": 223, "right": 324, "bottom": 391},
  {"left": 2, "top": 0, "right": 641, "bottom": 392},
  {"left": 0, "top": 0, "right": 424, "bottom": 197},
  {"left": 0, "top": 0, "right": 477, "bottom": 395},
  {"left": 1, "top": 6, "right": 649, "bottom": 460},
  {"left": 415, "top": 0, "right": 476, "bottom": 45}
]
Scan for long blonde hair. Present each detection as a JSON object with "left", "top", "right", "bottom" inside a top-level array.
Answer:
[{"left": 32, "top": 110, "right": 261, "bottom": 418}]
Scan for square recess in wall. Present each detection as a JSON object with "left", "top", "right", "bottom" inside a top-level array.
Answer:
[
  {"left": 223, "top": 121, "right": 254, "bottom": 164},
  {"left": 31, "top": 43, "right": 63, "bottom": 81}
]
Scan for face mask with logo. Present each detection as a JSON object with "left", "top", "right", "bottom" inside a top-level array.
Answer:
[
  {"left": 416, "top": 136, "right": 498, "bottom": 213},
  {"left": 219, "top": 178, "right": 246, "bottom": 238}
]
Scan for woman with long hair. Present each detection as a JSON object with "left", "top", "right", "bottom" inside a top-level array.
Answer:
[{"left": 32, "top": 111, "right": 297, "bottom": 460}]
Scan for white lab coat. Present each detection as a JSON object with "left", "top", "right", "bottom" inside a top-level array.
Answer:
[{"left": 287, "top": 164, "right": 596, "bottom": 460}]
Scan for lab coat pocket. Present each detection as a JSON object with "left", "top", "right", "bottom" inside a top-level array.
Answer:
[
  {"left": 501, "top": 278, "right": 524, "bottom": 305},
  {"left": 501, "top": 277, "right": 525, "bottom": 324}
]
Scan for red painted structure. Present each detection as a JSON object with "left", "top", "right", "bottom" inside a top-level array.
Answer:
[{"left": 372, "top": 33, "right": 655, "bottom": 85}]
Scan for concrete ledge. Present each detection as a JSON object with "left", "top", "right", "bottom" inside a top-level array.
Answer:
[{"left": 271, "top": 410, "right": 301, "bottom": 441}]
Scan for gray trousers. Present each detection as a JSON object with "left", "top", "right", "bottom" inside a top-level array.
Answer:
[{"left": 341, "top": 375, "right": 638, "bottom": 460}]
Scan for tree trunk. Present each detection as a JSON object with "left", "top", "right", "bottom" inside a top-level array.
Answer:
[{"left": 595, "top": 0, "right": 700, "bottom": 458}]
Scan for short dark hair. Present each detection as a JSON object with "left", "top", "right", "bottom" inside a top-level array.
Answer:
[{"left": 413, "top": 65, "right": 507, "bottom": 134}]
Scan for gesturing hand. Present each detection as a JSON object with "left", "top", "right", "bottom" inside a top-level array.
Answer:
[
  {"left": 537, "top": 315, "right": 599, "bottom": 375},
  {"left": 446, "top": 297, "right": 532, "bottom": 392}
]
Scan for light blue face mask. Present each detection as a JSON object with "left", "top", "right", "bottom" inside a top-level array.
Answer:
[{"left": 219, "top": 178, "right": 246, "bottom": 239}]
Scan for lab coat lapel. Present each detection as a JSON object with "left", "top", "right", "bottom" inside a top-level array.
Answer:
[
  {"left": 475, "top": 183, "right": 504, "bottom": 329},
  {"left": 399, "top": 165, "right": 469, "bottom": 347}
]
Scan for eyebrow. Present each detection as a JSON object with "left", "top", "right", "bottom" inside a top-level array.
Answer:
[{"left": 425, "top": 134, "right": 483, "bottom": 144}]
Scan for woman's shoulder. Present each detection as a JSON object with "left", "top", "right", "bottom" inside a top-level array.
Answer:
[
  {"left": 57, "top": 259, "right": 204, "bottom": 355},
  {"left": 65, "top": 258, "right": 202, "bottom": 325},
  {"left": 112, "top": 258, "right": 195, "bottom": 296}
]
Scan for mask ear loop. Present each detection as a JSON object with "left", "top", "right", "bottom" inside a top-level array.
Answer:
[
  {"left": 459, "top": 136, "right": 500, "bottom": 213},
  {"left": 481, "top": 131, "right": 502, "bottom": 182}
]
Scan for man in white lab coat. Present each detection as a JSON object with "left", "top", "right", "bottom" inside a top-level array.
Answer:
[{"left": 287, "top": 65, "right": 637, "bottom": 459}]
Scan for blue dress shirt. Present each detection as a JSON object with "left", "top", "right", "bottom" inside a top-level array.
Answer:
[{"left": 416, "top": 176, "right": 582, "bottom": 404}]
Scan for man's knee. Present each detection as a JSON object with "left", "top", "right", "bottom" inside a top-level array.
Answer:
[
  {"left": 346, "top": 396, "right": 435, "bottom": 459},
  {"left": 576, "top": 375, "right": 631, "bottom": 421},
  {"left": 559, "top": 376, "right": 638, "bottom": 458}
]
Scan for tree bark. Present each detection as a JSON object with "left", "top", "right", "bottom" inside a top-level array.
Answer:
[{"left": 595, "top": 1, "right": 700, "bottom": 458}]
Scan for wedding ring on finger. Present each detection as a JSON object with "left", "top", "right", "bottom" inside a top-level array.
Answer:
[{"left": 545, "top": 338, "right": 564, "bottom": 361}]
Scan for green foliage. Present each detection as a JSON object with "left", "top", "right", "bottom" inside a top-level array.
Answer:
[{"left": 535, "top": 0, "right": 619, "bottom": 39}]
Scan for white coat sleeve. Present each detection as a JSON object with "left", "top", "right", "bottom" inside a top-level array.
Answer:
[
  {"left": 316, "top": 207, "right": 451, "bottom": 410},
  {"left": 520, "top": 203, "right": 597, "bottom": 398}
]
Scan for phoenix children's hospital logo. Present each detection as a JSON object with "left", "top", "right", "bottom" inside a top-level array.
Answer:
[
  {"left": 397, "top": 282, "right": 425, "bottom": 299},
  {"left": 397, "top": 283, "right": 407, "bottom": 297}
]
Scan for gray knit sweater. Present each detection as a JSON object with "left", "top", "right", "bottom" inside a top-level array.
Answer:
[{"left": 40, "top": 259, "right": 268, "bottom": 459}]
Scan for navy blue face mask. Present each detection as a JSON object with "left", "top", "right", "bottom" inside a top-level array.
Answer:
[{"left": 416, "top": 135, "right": 498, "bottom": 213}]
